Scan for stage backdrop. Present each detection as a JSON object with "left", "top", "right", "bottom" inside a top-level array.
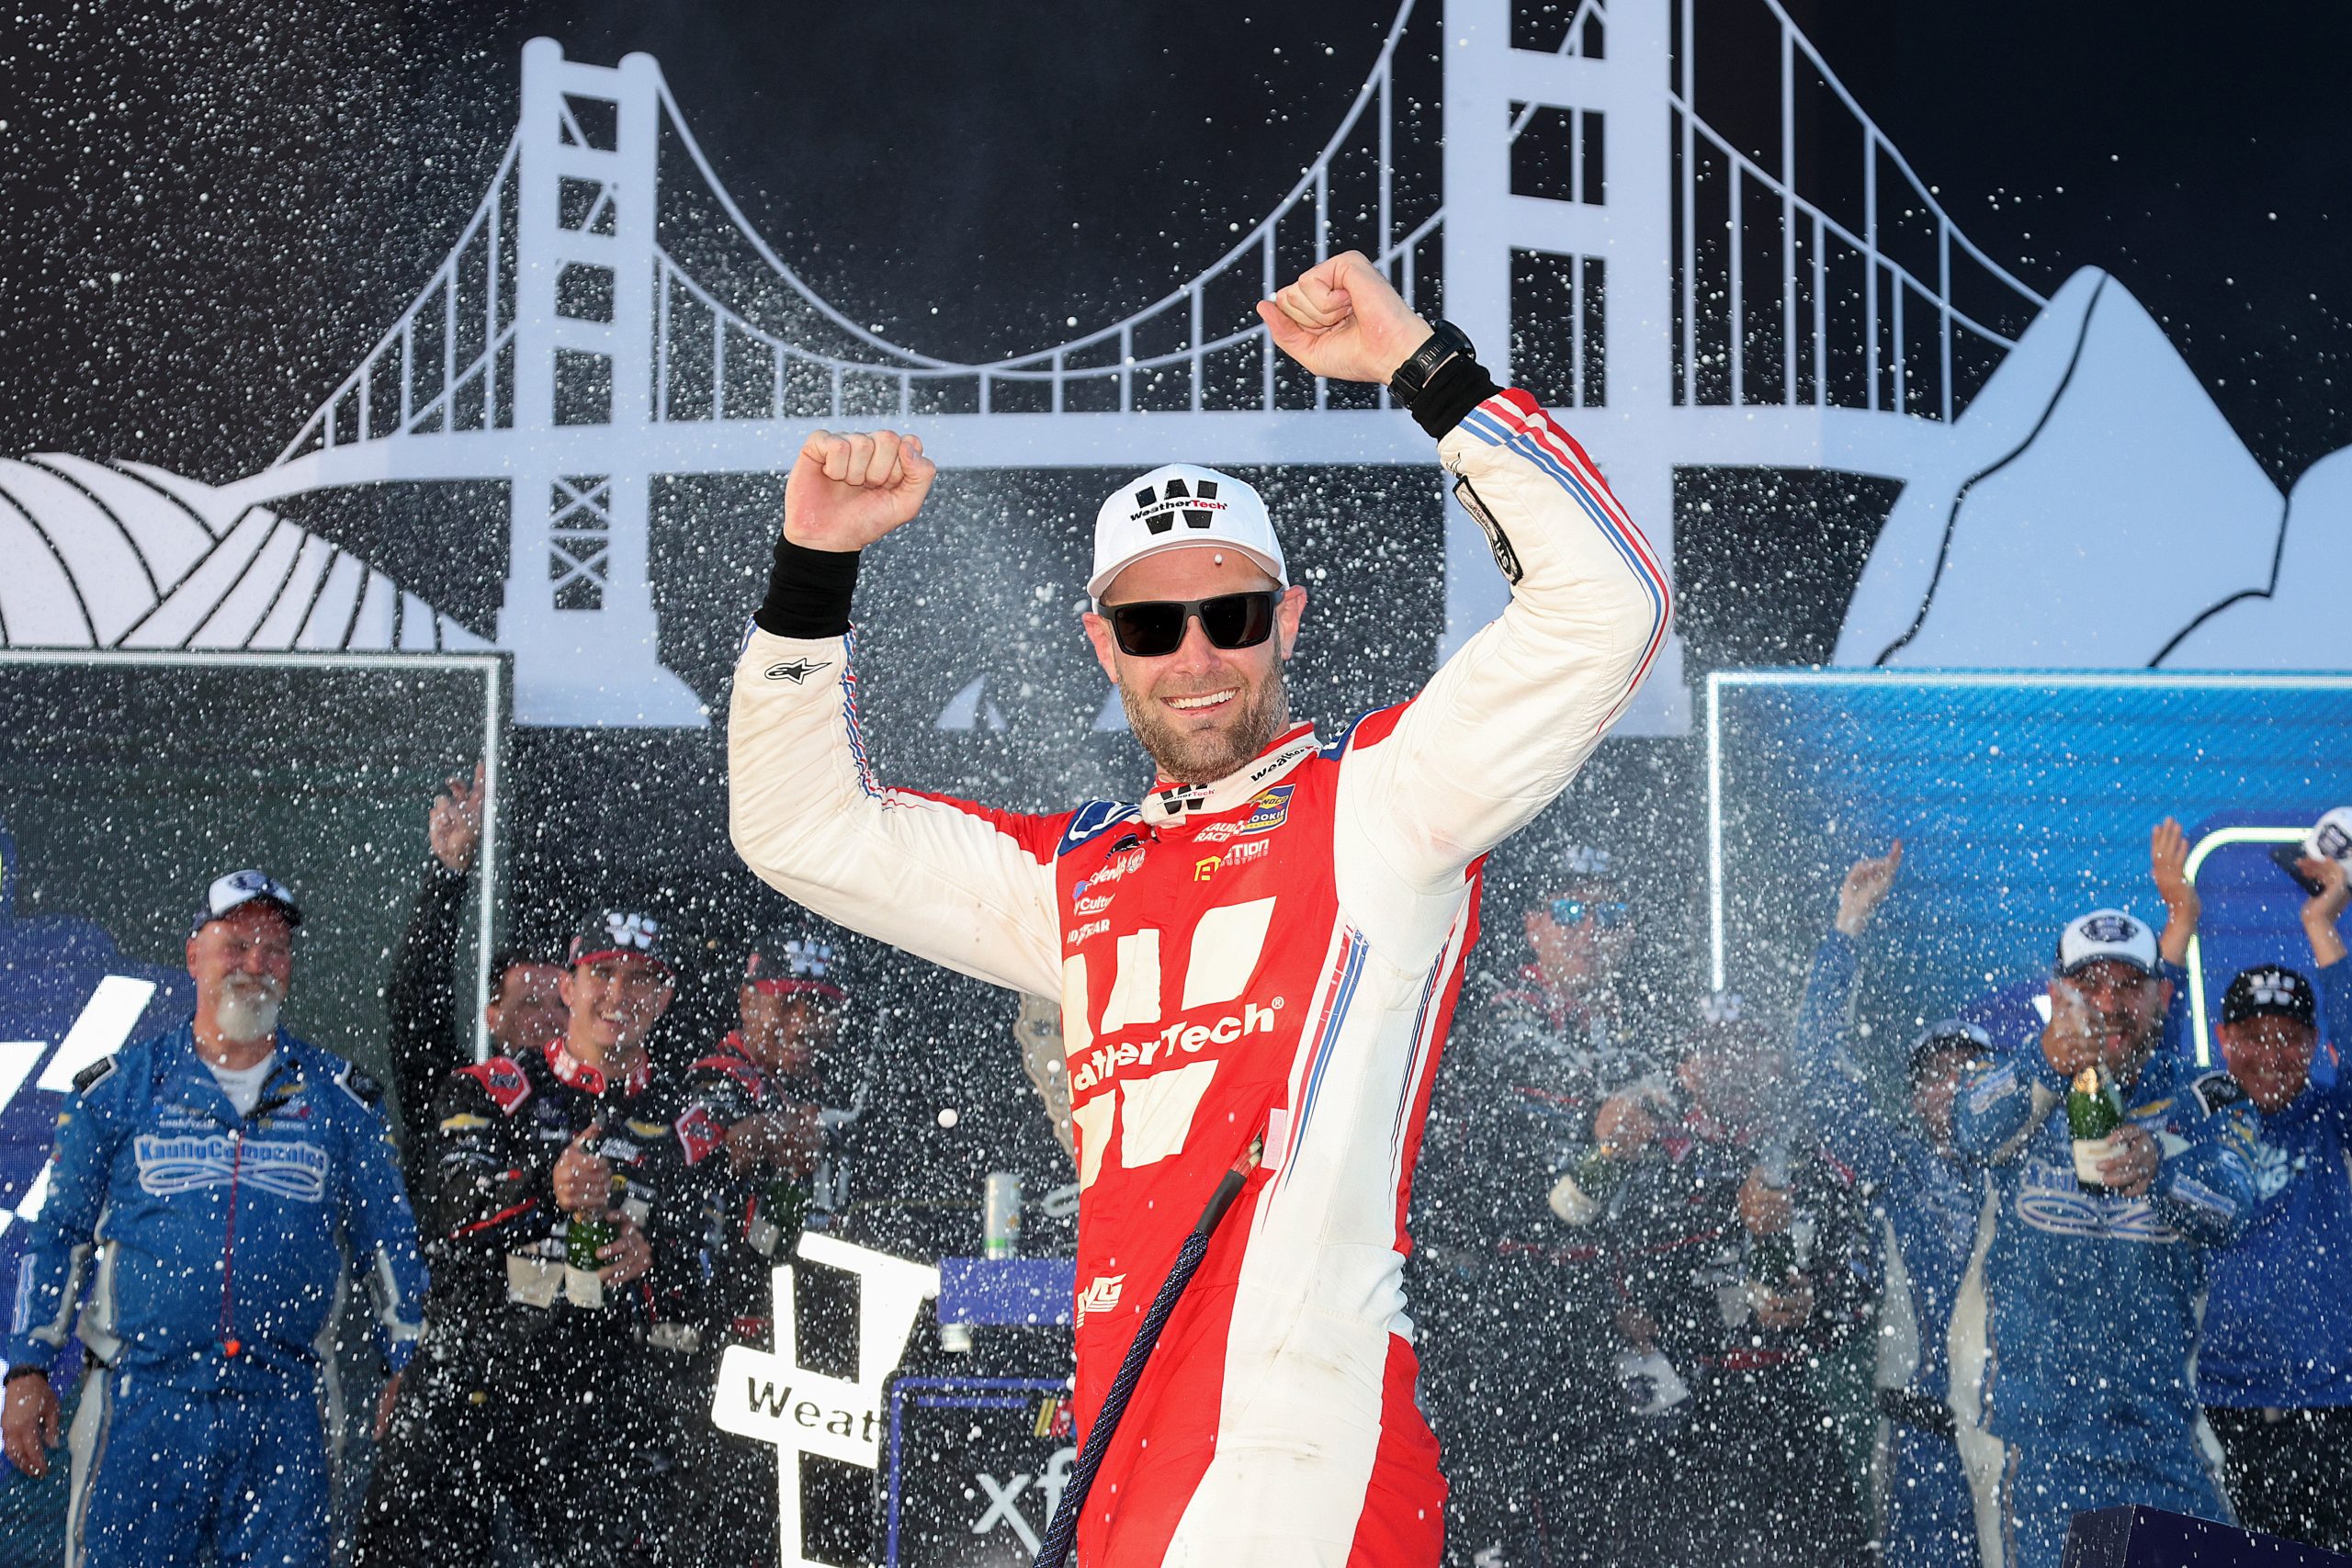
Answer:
[
  {"left": 0, "top": 649, "right": 504, "bottom": 1331},
  {"left": 1707, "top": 671, "right": 2352, "bottom": 1066}
]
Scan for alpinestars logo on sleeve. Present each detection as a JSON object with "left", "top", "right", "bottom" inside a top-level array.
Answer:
[
  {"left": 1130, "top": 478, "right": 1228, "bottom": 536},
  {"left": 764, "top": 659, "right": 829, "bottom": 684}
]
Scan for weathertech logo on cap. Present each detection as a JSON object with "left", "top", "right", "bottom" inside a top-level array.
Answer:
[
  {"left": 1130, "top": 477, "right": 1228, "bottom": 535},
  {"left": 1089, "top": 462, "right": 1286, "bottom": 599},
  {"left": 605, "top": 911, "right": 658, "bottom": 950},
  {"left": 2222, "top": 964, "right": 2316, "bottom": 1029}
]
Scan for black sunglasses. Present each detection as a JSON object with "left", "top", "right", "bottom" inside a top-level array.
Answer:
[{"left": 1104, "top": 591, "right": 1282, "bottom": 659}]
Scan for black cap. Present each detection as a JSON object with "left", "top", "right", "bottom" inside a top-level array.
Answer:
[
  {"left": 567, "top": 908, "right": 676, "bottom": 978},
  {"left": 191, "top": 869, "right": 302, "bottom": 937},
  {"left": 744, "top": 931, "right": 846, "bottom": 1001},
  {"left": 2221, "top": 965, "right": 2316, "bottom": 1031}
]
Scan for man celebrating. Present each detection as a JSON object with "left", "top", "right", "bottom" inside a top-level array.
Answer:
[
  {"left": 355, "top": 907, "right": 711, "bottom": 1568},
  {"left": 3, "top": 870, "right": 424, "bottom": 1568},
  {"left": 1950, "top": 908, "right": 2257, "bottom": 1568},
  {"left": 730, "top": 252, "right": 1668, "bottom": 1564}
]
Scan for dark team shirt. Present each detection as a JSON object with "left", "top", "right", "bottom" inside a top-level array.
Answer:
[
  {"left": 684, "top": 1032, "right": 854, "bottom": 1344},
  {"left": 421, "top": 1036, "right": 719, "bottom": 1371}
]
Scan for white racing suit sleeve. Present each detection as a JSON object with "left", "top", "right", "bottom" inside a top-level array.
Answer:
[
  {"left": 728, "top": 631, "right": 1064, "bottom": 998},
  {"left": 1334, "top": 389, "right": 1670, "bottom": 961}
]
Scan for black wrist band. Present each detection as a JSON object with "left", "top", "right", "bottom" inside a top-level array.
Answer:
[
  {"left": 1409, "top": 355, "right": 1501, "bottom": 439},
  {"left": 754, "top": 537, "right": 862, "bottom": 638},
  {"left": 5, "top": 1365, "right": 49, "bottom": 1385}
]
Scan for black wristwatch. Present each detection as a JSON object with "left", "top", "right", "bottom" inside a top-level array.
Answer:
[{"left": 1389, "top": 320, "right": 1476, "bottom": 408}]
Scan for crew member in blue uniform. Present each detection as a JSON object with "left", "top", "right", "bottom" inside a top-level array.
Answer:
[
  {"left": 1950, "top": 907, "right": 2257, "bottom": 1568},
  {"left": 2176, "top": 846, "right": 2352, "bottom": 1551},
  {"left": 1792, "top": 840, "right": 1990, "bottom": 1568},
  {"left": 1, "top": 869, "right": 426, "bottom": 1568}
]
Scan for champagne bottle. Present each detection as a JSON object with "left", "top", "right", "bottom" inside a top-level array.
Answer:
[
  {"left": 1746, "top": 1142, "right": 1799, "bottom": 1293},
  {"left": 2067, "top": 1066, "right": 2123, "bottom": 1195},
  {"left": 564, "top": 1212, "right": 617, "bottom": 1308},
  {"left": 1548, "top": 1141, "right": 1627, "bottom": 1224},
  {"left": 1747, "top": 1231, "right": 1799, "bottom": 1291}
]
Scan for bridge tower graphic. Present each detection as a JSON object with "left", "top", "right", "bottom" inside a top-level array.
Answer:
[{"left": 230, "top": 0, "right": 2050, "bottom": 730}]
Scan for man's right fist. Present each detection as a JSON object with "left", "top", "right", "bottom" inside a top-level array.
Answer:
[
  {"left": 782, "top": 429, "right": 936, "bottom": 553},
  {"left": 1834, "top": 840, "right": 1904, "bottom": 938}
]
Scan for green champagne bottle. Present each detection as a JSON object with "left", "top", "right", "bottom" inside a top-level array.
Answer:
[
  {"left": 1574, "top": 1144, "right": 1627, "bottom": 1201},
  {"left": 2067, "top": 1066, "right": 2123, "bottom": 1195},
  {"left": 564, "top": 1212, "right": 617, "bottom": 1308},
  {"left": 752, "top": 1177, "right": 810, "bottom": 1257},
  {"left": 1747, "top": 1231, "right": 1799, "bottom": 1291},
  {"left": 1548, "top": 1142, "right": 1627, "bottom": 1224},
  {"left": 1746, "top": 1144, "right": 1799, "bottom": 1295}
]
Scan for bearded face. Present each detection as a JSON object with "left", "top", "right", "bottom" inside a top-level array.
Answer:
[
  {"left": 212, "top": 972, "right": 286, "bottom": 1043},
  {"left": 186, "top": 902, "right": 295, "bottom": 1047},
  {"left": 1083, "top": 549, "right": 1308, "bottom": 788}
]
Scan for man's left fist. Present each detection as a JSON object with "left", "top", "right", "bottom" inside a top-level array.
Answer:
[{"left": 1257, "top": 251, "right": 1433, "bottom": 387}]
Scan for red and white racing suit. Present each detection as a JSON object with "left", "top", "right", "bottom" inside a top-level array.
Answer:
[{"left": 729, "top": 388, "right": 1668, "bottom": 1567}]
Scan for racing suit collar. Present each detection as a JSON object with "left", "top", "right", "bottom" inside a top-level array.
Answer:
[
  {"left": 1138, "top": 723, "right": 1320, "bottom": 827},
  {"left": 543, "top": 1038, "right": 650, "bottom": 1098},
  {"left": 171, "top": 1024, "right": 303, "bottom": 1122},
  {"left": 696, "top": 1034, "right": 769, "bottom": 1099}
]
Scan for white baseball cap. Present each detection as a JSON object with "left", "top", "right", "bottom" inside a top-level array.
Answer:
[
  {"left": 1088, "top": 464, "right": 1286, "bottom": 601},
  {"left": 2306, "top": 807, "right": 2352, "bottom": 869},
  {"left": 2053, "top": 908, "right": 2160, "bottom": 978}
]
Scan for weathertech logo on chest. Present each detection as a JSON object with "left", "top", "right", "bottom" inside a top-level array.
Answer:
[{"left": 1068, "top": 1000, "right": 1282, "bottom": 1095}]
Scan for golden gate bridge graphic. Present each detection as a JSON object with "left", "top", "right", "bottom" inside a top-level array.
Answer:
[{"left": 0, "top": 0, "right": 2076, "bottom": 730}]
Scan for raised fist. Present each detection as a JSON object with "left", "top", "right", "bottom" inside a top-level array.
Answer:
[
  {"left": 1256, "top": 251, "right": 1434, "bottom": 387},
  {"left": 428, "top": 761, "right": 485, "bottom": 874},
  {"left": 782, "top": 428, "right": 937, "bottom": 553},
  {"left": 1834, "top": 840, "right": 1904, "bottom": 937}
]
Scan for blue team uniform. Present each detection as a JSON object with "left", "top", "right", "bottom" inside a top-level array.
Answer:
[
  {"left": 6, "top": 1023, "right": 426, "bottom": 1567},
  {"left": 1950, "top": 1021, "right": 2257, "bottom": 1568},
  {"left": 1793, "top": 931, "right": 1984, "bottom": 1568},
  {"left": 2201, "top": 960, "right": 2352, "bottom": 1409}
]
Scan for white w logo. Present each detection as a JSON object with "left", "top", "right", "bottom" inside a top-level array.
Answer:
[{"left": 1059, "top": 897, "right": 1278, "bottom": 1191}]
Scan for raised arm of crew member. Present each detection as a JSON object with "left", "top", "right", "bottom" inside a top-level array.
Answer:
[
  {"left": 386, "top": 763, "right": 482, "bottom": 1156},
  {"left": 1792, "top": 842, "right": 1906, "bottom": 1183},
  {"left": 2151, "top": 817, "right": 2202, "bottom": 1060},
  {"left": 1259, "top": 254, "right": 1671, "bottom": 964},
  {"left": 2301, "top": 854, "right": 2352, "bottom": 1121},
  {"left": 729, "top": 432, "right": 1065, "bottom": 998}
]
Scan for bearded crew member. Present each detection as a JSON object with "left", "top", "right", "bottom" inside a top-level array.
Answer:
[{"left": 728, "top": 253, "right": 1670, "bottom": 1567}]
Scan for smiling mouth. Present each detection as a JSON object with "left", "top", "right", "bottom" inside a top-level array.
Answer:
[{"left": 1165, "top": 690, "right": 1237, "bottom": 714}]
